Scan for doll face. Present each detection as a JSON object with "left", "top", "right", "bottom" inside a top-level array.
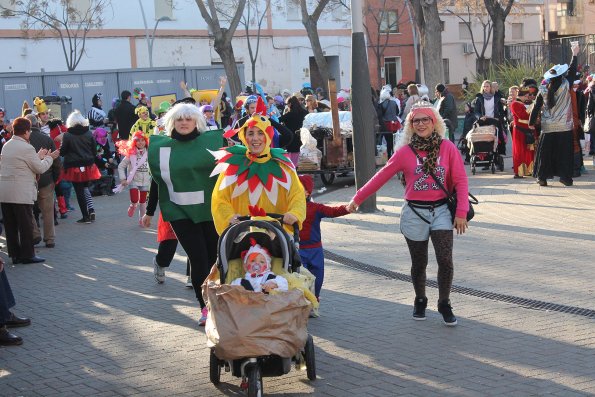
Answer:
[{"left": 245, "top": 253, "right": 268, "bottom": 275}]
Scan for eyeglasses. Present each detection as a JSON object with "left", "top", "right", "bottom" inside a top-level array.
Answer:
[{"left": 411, "top": 117, "right": 432, "bottom": 125}]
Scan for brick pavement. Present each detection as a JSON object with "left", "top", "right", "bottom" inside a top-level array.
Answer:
[{"left": 0, "top": 154, "right": 594, "bottom": 396}]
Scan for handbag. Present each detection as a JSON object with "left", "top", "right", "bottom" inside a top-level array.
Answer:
[
  {"left": 409, "top": 145, "right": 478, "bottom": 222},
  {"left": 584, "top": 115, "right": 593, "bottom": 134}
]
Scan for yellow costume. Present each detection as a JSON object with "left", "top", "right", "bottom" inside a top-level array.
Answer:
[
  {"left": 210, "top": 114, "right": 306, "bottom": 235},
  {"left": 130, "top": 106, "right": 156, "bottom": 139}
]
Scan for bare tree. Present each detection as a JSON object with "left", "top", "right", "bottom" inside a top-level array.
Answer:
[
  {"left": 299, "top": 0, "right": 332, "bottom": 85},
  {"left": 218, "top": 0, "right": 270, "bottom": 85},
  {"left": 0, "top": 0, "right": 111, "bottom": 71},
  {"left": 410, "top": 0, "right": 443, "bottom": 91},
  {"left": 442, "top": 0, "right": 492, "bottom": 75},
  {"left": 483, "top": 0, "right": 514, "bottom": 66},
  {"left": 363, "top": 0, "right": 410, "bottom": 86},
  {"left": 194, "top": 0, "right": 247, "bottom": 98}
]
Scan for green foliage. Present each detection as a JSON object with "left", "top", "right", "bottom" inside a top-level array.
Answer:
[{"left": 464, "top": 61, "right": 546, "bottom": 103}]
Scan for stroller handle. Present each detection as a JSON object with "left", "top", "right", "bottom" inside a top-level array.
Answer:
[{"left": 237, "top": 212, "right": 300, "bottom": 242}]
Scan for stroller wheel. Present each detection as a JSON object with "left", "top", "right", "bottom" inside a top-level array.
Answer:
[
  {"left": 209, "top": 349, "right": 221, "bottom": 385},
  {"left": 304, "top": 334, "right": 317, "bottom": 381},
  {"left": 247, "top": 364, "right": 263, "bottom": 397}
]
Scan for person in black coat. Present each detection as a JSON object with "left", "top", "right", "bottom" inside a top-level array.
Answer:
[
  {"left": 280, "top": 95, "right": 309, "bottom": 166},
  {"left": 114, "top": 90, "right": 138, "bottom": 141}
]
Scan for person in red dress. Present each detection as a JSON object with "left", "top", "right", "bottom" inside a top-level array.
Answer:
[{"left": 510, "top": 87, "right": 537, "bottom": 178}]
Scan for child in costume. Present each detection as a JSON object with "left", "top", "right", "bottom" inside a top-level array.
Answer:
[
  {"left": 297, "top": 175, "right": 349, "bottom": 311},
  {"left": 129, "top": 106, "right": 156, "bottom": 139},
  {"left": 231, "top": 239, "right": 288, "bottom": 293},
  {"left": 116, "top": 131, "right": 151, "bottom": 224}
]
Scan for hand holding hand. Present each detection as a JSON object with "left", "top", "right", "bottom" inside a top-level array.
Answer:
[
  {"left": 121, "top": 180, "right": 129, "bottom": 186},
  {"left": 141, "top": 214, "right": 152, "bottom": 228},
  {"left": 347, "top": 200, "right": 358, "bottom": 213},
  {"left": 454, "top": 217, "right": 468, "bottom": 235},
  {"left": 282, "top": 213, "right": 298, "bottom": 225}
]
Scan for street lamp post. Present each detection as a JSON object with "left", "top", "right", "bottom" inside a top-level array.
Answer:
[
  {"left": 148, "top": 16, "right": 172, "bottom": 67},
  {"left": 138, "top": 0, "right": 171, "bottom": 68}
]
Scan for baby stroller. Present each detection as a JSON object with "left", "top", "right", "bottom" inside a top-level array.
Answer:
[
  {"left": 466, "top": 122, "right": 504, "bottom": 175},
  {"left": 203, "top": 214, "right": 316, "bottom": 397}
]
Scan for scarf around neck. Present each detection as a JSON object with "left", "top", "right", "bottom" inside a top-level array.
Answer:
[
  {"left": 482, "top": 92, "right": 494, "bottom": 100},
  {"left": 410, "top": 131, "right": 442, "bottom": 174}
]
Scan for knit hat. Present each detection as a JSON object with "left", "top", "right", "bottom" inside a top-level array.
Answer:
[
  {"left": 33, "top": 97, "right": 48, "bottom": 114},
  {"left": 93, "top": 127, "right": 108, "bottom": 146},
  {"left": 92, "top": 93, "right": 102, "bottom": 108},
  {"left": 242, "top": 238, "right": 272, "bottom": 276},
  {"left": 298, "top": 174, "right": 314, "bottom": 194}
]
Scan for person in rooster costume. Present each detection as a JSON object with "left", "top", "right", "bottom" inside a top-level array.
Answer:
[{"left": 210, "top": 112, "right": 306, "bottom": 236}]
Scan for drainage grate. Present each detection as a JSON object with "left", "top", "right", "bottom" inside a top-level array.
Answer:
[{"left": 324, "top": 250, "right": 595, "bottom": 319}]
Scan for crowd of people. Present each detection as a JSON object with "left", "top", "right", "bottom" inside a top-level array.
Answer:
[{"left": 2, "top": 45, "right": 593, "bottom": 345}]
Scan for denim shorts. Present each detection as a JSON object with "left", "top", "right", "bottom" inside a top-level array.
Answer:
[{"left": 400, "top": 201, "right": 452, "bottom": 241}]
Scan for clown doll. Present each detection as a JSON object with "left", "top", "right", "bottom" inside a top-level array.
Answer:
[
  {"left": 129, "top": 106, "right": 156, "bottom": 139},
  {"left": 116, "top": 131, "right": 151, "bottom": 224},
  {"left": 231, "top": 239, "right": 288, "bottom": 293}
]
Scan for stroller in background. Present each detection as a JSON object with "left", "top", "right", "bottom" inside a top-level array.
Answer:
[
  {"left": 466, "top": 122, "right": 504, "bottom": 175},
  {"left": 203, "top": 214, "right": 316, "bottom": 397}
]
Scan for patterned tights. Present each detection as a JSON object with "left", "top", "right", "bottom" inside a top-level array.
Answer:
[{"left": 405, "top": 230, "right": 454, "bottom": 302}]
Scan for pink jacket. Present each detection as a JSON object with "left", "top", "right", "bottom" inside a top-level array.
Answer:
[{"left": 353, "top": 140, "right": 469, "bottom": 218}]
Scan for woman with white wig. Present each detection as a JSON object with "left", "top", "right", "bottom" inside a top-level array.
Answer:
[
  {"left": 347, "top": 102, "right": 469, "bottom": 327},
  {"left": 60, "top": 110, "right": 102, "bottom": 224},
  {"left": 142, "top": 102, "right": 222, "bottom": 326}
]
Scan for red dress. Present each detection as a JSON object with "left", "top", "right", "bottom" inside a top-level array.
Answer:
[{"left": 510, "top": 101, "right": 536, "bottom": 176}]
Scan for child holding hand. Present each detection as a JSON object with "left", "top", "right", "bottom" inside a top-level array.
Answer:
[
  {"left": 115, "top": 131, "right": 151, "bottom": 224},
  {"left": 298, "top": 175, "right": 349, "bottom": 313}
]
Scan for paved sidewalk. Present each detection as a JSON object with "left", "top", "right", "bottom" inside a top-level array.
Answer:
[{"left": 0, "top": 154, "right": 594, "bottom": 396}]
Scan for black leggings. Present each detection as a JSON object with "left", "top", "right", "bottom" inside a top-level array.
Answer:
[
  {"left": 72, "top": 182, "right": 94, "bottom": 218},
  {"left": 170, "top": 219, "right": 218, "bottom": 308},
  {"left": 155, "top": 239, "right": 190, "bottom": 276},
  {"left": 405, "top": 230, "right": 454, "bottom": 302}
]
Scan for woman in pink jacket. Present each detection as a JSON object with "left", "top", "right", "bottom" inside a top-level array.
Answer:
[{"left": 347, "top": 102, "right": 469, "bottom": 327}]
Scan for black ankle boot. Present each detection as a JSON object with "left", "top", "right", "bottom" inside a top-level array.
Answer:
[
  {"left": 412, "top": 296, "right": 428, "bottom": 320},
  {"left": 437, "top": 299, "right": 457, "bottom": 326}
]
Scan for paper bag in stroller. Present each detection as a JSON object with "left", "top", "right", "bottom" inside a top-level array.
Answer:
[{"left": 203, "top": 279, "right": 310, "bottom": 361}]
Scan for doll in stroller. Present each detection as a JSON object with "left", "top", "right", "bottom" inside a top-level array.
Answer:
[{"left": 203, "top": 214, "right": 317, "bottom": 396}]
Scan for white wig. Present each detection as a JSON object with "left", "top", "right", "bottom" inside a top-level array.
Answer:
[
  {"left": 395, "top": 101, "right": 447, "bottom": 151},
  {"left": 66, "top": 109, "right": 89, "bottom": 128},
  {"left": 379, "top": 85, "right": 392, "bottom": 102},
  {"left": 163, "top": 103, "right": 207, "bottom": 136}
]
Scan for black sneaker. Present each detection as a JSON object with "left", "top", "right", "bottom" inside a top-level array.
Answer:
[
  {"left": 89, "top": 211, "right": 96, "bottom": 222},
  {"left": 437, "top": 300, "right": 458, "bottom": 327},
  {"left": 412, "top": 296, "right": 428, "bottom": 321},
  {"left": 76, "top": 217, "right": 92, "bottom": 224}
]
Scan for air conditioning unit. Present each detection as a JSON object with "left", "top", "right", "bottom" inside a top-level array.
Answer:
[{"left": 463, "top": 43, "right": 474, "bottom": 54}]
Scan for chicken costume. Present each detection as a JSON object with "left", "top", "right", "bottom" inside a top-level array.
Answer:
[{"left": 210, "top": 114, "right": 306, "bottom": 235}]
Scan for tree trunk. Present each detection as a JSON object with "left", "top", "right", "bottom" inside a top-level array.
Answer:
[
  {"left": 491, "top": 17, "right": 505, "bottom": 65},
  {"left": 214, "top": 35, "right": 243, "bottom": 99},
  {"left": 303, "top": 17, "right": 331, "bottom": 84},
  {"left": 412, "top": 0, "right": 443, "bottom": 92}
]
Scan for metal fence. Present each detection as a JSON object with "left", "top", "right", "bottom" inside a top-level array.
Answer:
[
  {"left": 505, "top": 35, "right": 595, "bottom": 71},
  {"left": 0, "top": 65, "right": 244, "bottom": 121}
]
